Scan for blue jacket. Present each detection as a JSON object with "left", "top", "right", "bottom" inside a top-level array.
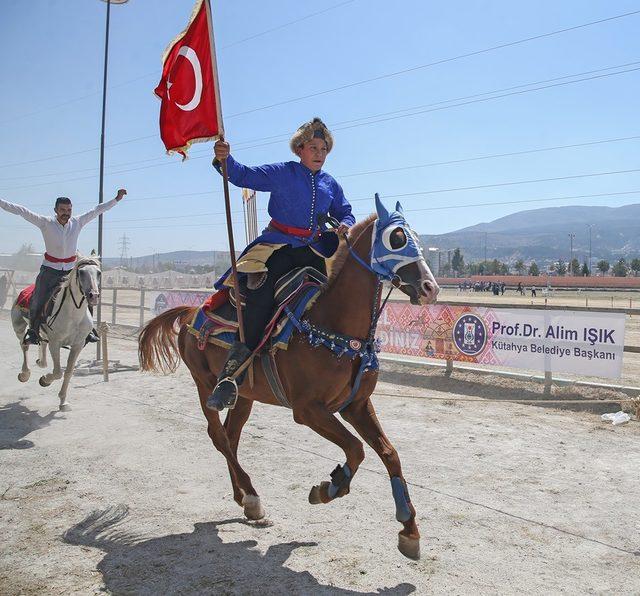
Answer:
[{"left": 213, "top": 155, "right": 355, "bottom": 288}]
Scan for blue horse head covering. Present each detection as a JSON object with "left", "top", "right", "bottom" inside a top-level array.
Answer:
[{"left": 370, "top": 194, "right": 424, "bottom": 279}]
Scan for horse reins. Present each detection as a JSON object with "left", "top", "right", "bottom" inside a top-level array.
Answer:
[{"left": 46, "top": 268, "right": 87, "bottom": 329}]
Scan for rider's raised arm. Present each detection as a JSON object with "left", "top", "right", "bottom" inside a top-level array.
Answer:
[
  {"left": 328, "top": 181, "right": 355, "bottom": 227},
  {"left": 213, "top": 155, "right": 285, "bottom": 192},
  {"left": 0, "top": 198, "right": 47, "bottom": 229},
  {"left": 76, "top": 196, "right": 119, "bottom": 228}
]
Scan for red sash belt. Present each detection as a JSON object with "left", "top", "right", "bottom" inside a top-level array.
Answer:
[
  {"left": 269, "top": 219, "right": 317, "bottom": 238},
  {"left": 44, "top": 252, "right": 77, "bottom": 264}
]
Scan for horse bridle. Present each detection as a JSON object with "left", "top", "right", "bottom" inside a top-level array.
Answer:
[{"left": 47, "top": 265, "right": 93, "bottom": 328}]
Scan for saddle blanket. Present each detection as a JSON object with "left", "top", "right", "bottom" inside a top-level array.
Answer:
[
  {"left": 187, "top": 282, "right": 321, "bottom": 352},
  {"left": 16, "top": 284, "right": 35, "bottom": 311}
]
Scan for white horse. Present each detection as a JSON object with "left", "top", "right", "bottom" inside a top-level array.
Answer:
[{"left": 11, "top": 257, "right": 101, "bottom": 410}]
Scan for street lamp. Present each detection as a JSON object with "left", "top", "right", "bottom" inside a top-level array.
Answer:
[
  {"left": 428, "top": 247, "right": 440, "bottom": 277},
  {"left": 568, "top": 232, "right": 575, "bottom": 275},
  {"left": 96, "top": 0, "right": 130, "bottom": 361},
  {"left": 587, "top": 224, "right": 595, "bottom": 276}
]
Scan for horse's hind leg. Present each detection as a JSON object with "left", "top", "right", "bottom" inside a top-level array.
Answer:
[
  {"left": 195, "top": 380, "right": 264, "bottom": 520},
  {"left": 293, "top": 402, "right": 365, "bottom": 505},
  {"left": 18, "top": 344, "right": 31, "bottom": 382},
  {"left": 340, "top": 397, "right": 421, "bottom": 560}
]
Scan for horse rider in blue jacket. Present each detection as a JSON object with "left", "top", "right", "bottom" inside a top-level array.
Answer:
[{"left": 209, "top": 117, "right": 355, "bottom": 410}]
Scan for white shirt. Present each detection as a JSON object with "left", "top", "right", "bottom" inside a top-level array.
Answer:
[{"left": 0, "top": 198, "right": 119, "bottom": 271}]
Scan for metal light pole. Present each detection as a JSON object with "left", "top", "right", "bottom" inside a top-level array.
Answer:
[
  {"left": 96, "top": 0, "right": 129, "bottom": 361},
  {"left": 587, "top": 224, "right": 594, "bottom": 276},
  {"left": 484, "top": 231, "right": 487, "bottom": 264},
  {"left": 428, "top": 248, "right": 440, "bottom": 276},
  {"left": 568, "top": 232, "right": 575, "bottom": 275}
]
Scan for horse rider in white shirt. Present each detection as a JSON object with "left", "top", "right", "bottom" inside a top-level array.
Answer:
[{"left": 0, "top": 188, "right": 126, "bottom": 344}]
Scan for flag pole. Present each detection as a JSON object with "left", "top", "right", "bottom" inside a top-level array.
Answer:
[{"left": 204, "top": 0, "right": 245, "bottom": 343}]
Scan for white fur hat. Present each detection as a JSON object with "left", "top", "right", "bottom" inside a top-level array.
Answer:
[{"left": 289, "top": 117, "right": 333, "bottom": 154}]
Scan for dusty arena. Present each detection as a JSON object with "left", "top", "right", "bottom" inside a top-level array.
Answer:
[{"left": 0, "top": 318, "right": 639, "bottom": 595}]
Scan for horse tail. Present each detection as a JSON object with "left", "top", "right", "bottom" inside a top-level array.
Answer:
[
  {"left": 63, "top": 505, "right": 139, "bottom": 551},
  {"left": 138, "top": 306, "right": 196, "bottom": 374}
]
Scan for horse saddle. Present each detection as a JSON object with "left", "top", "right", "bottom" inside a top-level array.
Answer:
[
  {"left": 187, "top": 266, "right": 326, "bottom": 353},
  {"left": 16, "top": 282, "right": 65, "bottom": 322}
]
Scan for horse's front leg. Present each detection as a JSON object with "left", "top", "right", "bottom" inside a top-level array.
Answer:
[
  {"left": 292, "top": 401, "right": 365, "bottom": 505},
  {"left": 195, "top": 378, "right": 264, "bottom": 520},
  {"left": 39, "top": 342, "right": 63, "bottom": 388},
  {"left": 18, "top": 343, "right": 31, "bottom": 382},
  {"left": 58, "top": 344, "right": 83, "bottom": 410},
  {"left": 36, "top": 342, "right": 47, "bottom": 368},
  {"left": 340, "top": 397, "right": 421, "bottom": 560}
]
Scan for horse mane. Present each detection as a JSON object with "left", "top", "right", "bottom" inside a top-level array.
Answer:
[
  {"left": 75, "top": 256, "right": 101, "bottom": 269},
  {"left": 326, "top": 214, "right": 377, "bottom": 287},
  {"left": 57, "top": 255, "right": 101, "bottom": 290}
]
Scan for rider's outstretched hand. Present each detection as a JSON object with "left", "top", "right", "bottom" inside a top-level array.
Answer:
[{"left": 115, "top": 189, "right": 127, "bottom": 201}]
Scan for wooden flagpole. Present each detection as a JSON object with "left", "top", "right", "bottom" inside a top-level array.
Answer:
[{"left": 204, "top": 0, "right": 245, "bottom": 343}]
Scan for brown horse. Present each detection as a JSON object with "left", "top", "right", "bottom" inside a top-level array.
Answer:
[{"left": 139, "top": 206, "right": 439, "bottom": 559}]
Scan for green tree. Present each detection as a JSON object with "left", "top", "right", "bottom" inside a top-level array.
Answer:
[
  {"left": 612, "top": 258, "right": 628, "bottom": 277},
  {"left": 528, "top": 261, "right": 540, "bottom": 276},
  {"left": 451, "top": 248, "right": 464, "bottom": 275},
  {"left": 580, "top": 261, "right": 590, "bottom": 276},
  {"left": 570, "top": 258, "right": 580, "bottom": 276},
  {"left": 597, "top": 260, "right": 610, "bottom": 275},
  {"left": 630, "top": 258, "right": 640, "bottom": 276},
  {"left": 556, "top": 259, "right": 567, "bottom": 276},
  {"left": 467, "top": 262, "right": 480, "bottom": 275},
  {"left": 514, "top": 259, "right": 525, "bottom": 275}
]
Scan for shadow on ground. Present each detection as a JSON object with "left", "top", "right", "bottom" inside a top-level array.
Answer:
[
  {"left": 63, "top": 505, "right": 415, "bottom": 595},
  {"left": 379, "top": 365, "right": 624, "bottom": 415},
  {"left": 0, "top": 401, "right": 59, "bottom": 449}
]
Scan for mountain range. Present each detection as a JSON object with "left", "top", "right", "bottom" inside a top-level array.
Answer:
[
  {"left": 94, "top": 204, "right": 640, "bottom": 270},
  {"left": 418, "top": 203, "right": 640, "bottom": 265}
]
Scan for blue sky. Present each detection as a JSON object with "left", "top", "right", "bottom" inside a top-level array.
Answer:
[{"left": 0, "top": 0, "right": 639, "bottom": 258}]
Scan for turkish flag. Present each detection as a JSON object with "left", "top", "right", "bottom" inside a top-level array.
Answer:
[{"left": 154, "top": 0, "right": 223, "bottom": 158}]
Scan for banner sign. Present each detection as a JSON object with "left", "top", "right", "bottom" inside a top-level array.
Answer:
[
  {"left": 377, "top": 303, "right": 626, "bottom": 379},
  {"left": 149, "top": 290, "right": 211, "bottom": 316}
]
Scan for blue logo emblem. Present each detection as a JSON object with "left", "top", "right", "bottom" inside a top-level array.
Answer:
[{"left": 453, "top": 314, "right": 487, "bottom": 356}]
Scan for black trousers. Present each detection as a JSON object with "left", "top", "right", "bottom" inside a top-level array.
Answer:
[
  {"left": 242, "top": 245, "right": 325, "bottom": 350},
  {"left": 30, "top": 265, "right": 68, "bottom": 331}
]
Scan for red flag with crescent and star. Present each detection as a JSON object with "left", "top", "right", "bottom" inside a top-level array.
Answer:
[{"left": 154, "top": 0, "right": 223, "bottom": 158}]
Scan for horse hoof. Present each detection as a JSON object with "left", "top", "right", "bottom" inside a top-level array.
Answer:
[
  {"left": 18, "top": 372, "right": 30, "bottom": 383},
  {"left": 308, "top": 481, "right": 331, "bottom": 505},
  {"left": 39, "top": 376, "right": 51, "bottom": 387},
  {"left": 398, "top": 533, "right": 420, "bottom": 560},
  {"left": 59, "top": 403, "right": 71, "bottom": 412},
  {"left": 242, "top": 495, "right": 265, "bottom": 520}
]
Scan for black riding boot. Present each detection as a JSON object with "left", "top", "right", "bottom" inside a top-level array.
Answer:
[
  {"left": 206, "top": 341, "right": 252, "bottom": 411},
  {"left": 23, "top": 328, "right": 40, "bottom": 345},
  {"left": 85, "top": 328, "right": 100, "bottom": 344}
]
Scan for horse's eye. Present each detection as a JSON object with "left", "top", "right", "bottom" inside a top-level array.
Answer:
[
  {"left": 382, "top": 226, "right": 408, "bottom": 251},
  {"left": 390, "top": 229, "right": 407, "bottom": 249}
]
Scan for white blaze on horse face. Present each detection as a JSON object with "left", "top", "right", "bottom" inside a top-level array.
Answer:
[{"left": 416, "top": 258, "right": 439, "bottom": 304}]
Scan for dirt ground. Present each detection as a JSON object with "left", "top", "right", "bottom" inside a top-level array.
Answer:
[{"left": 0, "top": 319, "right": 639, "bottom": 595}]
